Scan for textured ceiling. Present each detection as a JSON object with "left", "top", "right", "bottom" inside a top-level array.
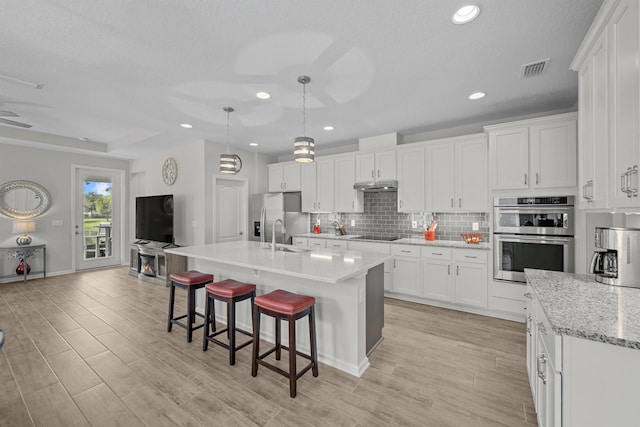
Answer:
[{"left": 0, "top": 0, "right": 603, "bottom": 159}]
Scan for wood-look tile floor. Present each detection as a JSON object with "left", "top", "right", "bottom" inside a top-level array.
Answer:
[{"left": 0, "top": 267, "right": 537, "bottom": 426}]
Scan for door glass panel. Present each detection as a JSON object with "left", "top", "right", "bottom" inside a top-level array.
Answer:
[
  {"left": 501, "top": 242, "right": 564, "bottom": 272},
  {"left": 83, "top": 179, "right": 112, "bottom": 260}
]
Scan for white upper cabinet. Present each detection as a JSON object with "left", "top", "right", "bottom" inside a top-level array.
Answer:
[
  {"left": 315, "top": 158, "right": 335, "bottom": 212},
  {"left": 355, "top": 150, "right": 397, "bottom": 182},
  {"left": 488, "top": 127, "right": 529, "bottom": 190},
  {"left": 610, "top": 0, "right": 640, "bottom": 207},
  {"left": 578, "top": 29, "right": 609, "bottom": 209},
  {"left": 268, "top": 162, "right": 301, "bottom": 192},
  {"left": 426, "top": 135, "right": 487, "bottom": 212},
  {"left": 397, "top": 146, "right": 426, "bottom": 212},
  {"left": 334, "top": 155, "right": 364, "bottom": 212},
  {"left": 300, "top": 162, "right": 317, "bottom": 212},
  {"left": 571, "top": 0, "right": 640, "bottom": 209},
  {"left": 301, "top": 158, "right": 335, "bottom": 213},
  {"left": 486, "top": 113, "right": 577, "bottom": 192}
]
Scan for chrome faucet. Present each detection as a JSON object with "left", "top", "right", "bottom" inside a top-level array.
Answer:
[{"left": 272, "top": 218, "right": 286, "bottom": 252}]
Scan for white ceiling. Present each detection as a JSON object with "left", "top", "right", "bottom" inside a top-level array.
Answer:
[{"left": 0, "top": 0, "right": 603, "bottom": 160}]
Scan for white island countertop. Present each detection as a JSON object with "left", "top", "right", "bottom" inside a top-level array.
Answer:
[{"left": 165, "top": 240, "right": 391, "bottom": 284}]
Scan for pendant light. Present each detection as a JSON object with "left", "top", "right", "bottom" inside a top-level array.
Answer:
[
  {"left": 294, "top": 75, "right": 315, "bottom": 163},
  {"left": 219, "top": 106, "right": 242, "bottom": 174}
]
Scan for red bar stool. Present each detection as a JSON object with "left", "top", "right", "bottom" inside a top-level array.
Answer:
[
  {"left": 167, "top": 271, "right": 213, "bottom": 342},
  {"left": 202, "top": 279, "right": 256, "bottom": 365},
  {"left": 251, "top": 289, "right": 318, "bottom": 398}
]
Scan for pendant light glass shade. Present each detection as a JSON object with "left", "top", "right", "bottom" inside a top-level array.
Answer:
[
  {"left": 219, "top": 106, "right": 242, "bottom": 174},
  {"left": 294, "top": 136, "right": 315, "bottom": 162},
  {"left": 294, "top": 75, "right": 315, "bottom": 163},
  {"left": 219, "top": 153, "right": 242, "bottom": 173}
]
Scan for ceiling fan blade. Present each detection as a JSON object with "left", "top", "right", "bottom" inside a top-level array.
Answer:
[
  {"left": 0, "top": 111, "right": 19, "bottom": 117},
  {"left": 0, "top": 117, "right": 32, "bottom": 128}
]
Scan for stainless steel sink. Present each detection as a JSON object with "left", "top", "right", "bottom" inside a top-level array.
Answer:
[{"left": 264, "top": 244, "right": 311, "bottom": 253}]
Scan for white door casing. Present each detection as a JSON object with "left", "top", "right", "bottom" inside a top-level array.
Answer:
[{"left": 73, "top": 166, "right": 124, "bottom": 271}]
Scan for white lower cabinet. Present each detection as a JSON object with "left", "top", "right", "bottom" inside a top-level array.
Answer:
[
  {"left": 420, "top": 247, "right": 488, "bottom": 309},
  {"left": 391, "top": 245, "right": 421, "bottom": 296},
  {"left": 421, "top": 247, "right": 452, "bottom": 301},
  {"left": 453, "top": 249, "right": 487, "bottom": 308}
]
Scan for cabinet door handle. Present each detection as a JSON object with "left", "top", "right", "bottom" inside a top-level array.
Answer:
[
  {"left": 456, "top": 265, "right": 459, "bottom": 276},
  {"left": 524, "top": 292, "right": 532, "bottom": 300},
  {"left": 371, "top": 170, "right": 375, "bottom": 178},
  {"left": 377, "top": 170, "right": 380, "bottom": 178},
  {"left": 448, "top": 265, "right": 450, "bottom": 275},
  {"left": 537, "top": 354, "right": 547, "bottom": 384},
  {"left": 393, "top": 259, "right": 396, "bottom": 268},
  {"left": 399, "top": 200, "right": 403, "bottom": 208},
  {"left": 450, "top": 198, "right": 454, "bottom": 208},
  {"left": 621, "top": 170, "right": 629, "bottom": 195},
  {"left": 458, "top": 198, "right": 461, "bottom": 208},
  {"left": 526, "top": 314, "right": 532, "bottom": 334},
  {"left": 524, "top": 173, "right": 528, "bottom": 185},
  {"left": 318, "top": 202, "right": 320, "bottom": 209},
  {"left": 536, "top": 172, "right": 539, "bottom": 185},
  {"left": 627, "top": 165, "right": 638, "bottom": 197}
]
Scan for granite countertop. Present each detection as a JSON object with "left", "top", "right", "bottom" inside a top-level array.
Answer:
[
  {"left": 165, "top": 241, "right": 391, "bottom": 284},
  {"left": 297, "top": 233, "right": 490, "bottom": 250},
  {"left": 525, "top": 269, "right": 640, "bottom": 350}
]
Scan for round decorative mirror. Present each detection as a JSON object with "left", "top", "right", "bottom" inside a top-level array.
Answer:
[{"left": 0, "top": 180, "right": 52, "bottom": 219}]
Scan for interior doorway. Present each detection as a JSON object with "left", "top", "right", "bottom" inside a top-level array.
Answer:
[
  {"left": 214, "top": 177, "right": 248, "bottom": 243},
  {"left": 74, "top": 166, "right": 124, "bottom": 270}
]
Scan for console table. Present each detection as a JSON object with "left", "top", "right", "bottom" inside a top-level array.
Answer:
[{"left": 0, "top": 241, "right": 46, "bottom": 282}]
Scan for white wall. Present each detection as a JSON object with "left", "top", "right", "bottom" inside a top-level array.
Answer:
[
  {"left": 129, "top": 139, "right": 273, "bottom": 247},
  {"left": 0, "top": 143, "right": 129, "bottom": 275}
]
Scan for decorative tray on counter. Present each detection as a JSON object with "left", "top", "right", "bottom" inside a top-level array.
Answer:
[{"left": 461, "top": 233, "right": 483, "bottom": 244}]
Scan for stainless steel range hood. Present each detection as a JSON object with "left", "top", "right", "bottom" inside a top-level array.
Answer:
[{"left": 353, "top": 179, "right": 398, "bottom": 192}]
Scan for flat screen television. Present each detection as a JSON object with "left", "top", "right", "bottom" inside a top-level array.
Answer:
[{"left": 135, "top": 194, "right": 174, "bottom": 244}]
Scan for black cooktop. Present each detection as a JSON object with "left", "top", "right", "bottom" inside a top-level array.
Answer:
[{"left": 357, "top": 235, "right": 401, "bottom": 241}]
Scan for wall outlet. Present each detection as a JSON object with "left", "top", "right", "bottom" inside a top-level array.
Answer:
[
  {"left": 412, "top": 220, "right": 418, "bottom": 228},
  {"left": 351, "top": 219, "right": 355, "bottom": 226},
  {"left": 472, "top": 222, "right": 479, "bottom": 231}
]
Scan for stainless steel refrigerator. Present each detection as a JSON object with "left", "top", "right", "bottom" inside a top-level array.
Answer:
[{"left": 250, "top": 192, "right": 309, "bottom": 245}]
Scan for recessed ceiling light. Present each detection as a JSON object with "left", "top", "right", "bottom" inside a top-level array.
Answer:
[
  {"left": 468, "top": 91, "right": 486, "bottom": 100},
  {"left": 323, "top": 125, "right": 334, "bottom": 131},
  {"left": 249, "top": 142, "right": 259, "bottom": 147},
  {"left": 452, "top": 5, "right": 480, "bottom": 24},
  {"left": 180, "top": 123, "right": 193, "bottom": 128},
  {"left": 256, "top": 92, "right": 271, "bottom": 99}
]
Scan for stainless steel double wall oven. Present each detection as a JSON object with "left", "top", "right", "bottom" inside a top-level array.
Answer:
[{"left": 493, "top": 196, "right": 575, "bottom": 283}]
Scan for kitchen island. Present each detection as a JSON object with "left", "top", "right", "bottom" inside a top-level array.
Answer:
[
  {"left": 525, "top": 269, "right": 640, "bottom": 427},
  {"left": 165, "top": 241, "right": 391, "bottom": 377}
]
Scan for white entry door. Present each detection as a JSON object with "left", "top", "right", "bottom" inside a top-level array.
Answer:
[
  {"left": 215, "top": 178, "right": 247, "bottom": 243},
  {"left": 75, "top": 167, "right": 123, "bottom": 270}
]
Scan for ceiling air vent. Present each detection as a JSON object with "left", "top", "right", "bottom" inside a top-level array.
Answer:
[{"left": 520, "top": 58, "right": 550, "bottom": 78}]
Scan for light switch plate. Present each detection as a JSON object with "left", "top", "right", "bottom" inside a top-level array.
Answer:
[
  {"left": 351, "top": 219, "right": 355, "bottom": 226},
  {"left": 412, "top": 221, "right": 418, "bottom": 228},
  {"left": 472, "top": 222, "right": 479, "bottom": 231}
]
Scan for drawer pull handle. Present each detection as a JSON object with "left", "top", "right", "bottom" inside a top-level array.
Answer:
[
  {"left": 401, "top": 250, "right": 411, "bottom": 253},
  {"left": 464, "top": 255, "right": 477, "bottom": 259},
  {"left": 432, "top": 252, "right": 443, "bottom": 256},
  {"left": 524, "top": 292, "right": 533, "bottom": 300}
]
